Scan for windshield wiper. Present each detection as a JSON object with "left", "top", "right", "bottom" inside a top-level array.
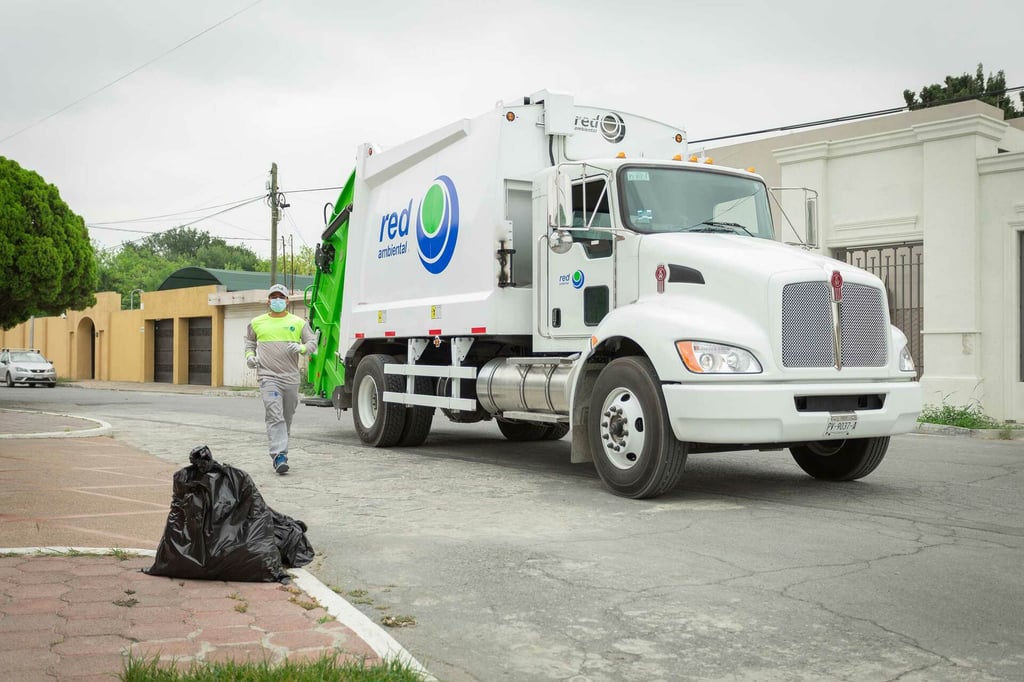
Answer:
[{"left": 686, "top": 220, "right": 755, "bottom": 237}]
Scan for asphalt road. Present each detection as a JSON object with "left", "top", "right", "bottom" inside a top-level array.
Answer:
[{"left": 4, "top": 385, "right": 1022, "bottom": 681}]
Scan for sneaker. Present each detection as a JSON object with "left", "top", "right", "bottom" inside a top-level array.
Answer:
[{"left": 273, "top": 453, "right": 289, "bottom": 475}]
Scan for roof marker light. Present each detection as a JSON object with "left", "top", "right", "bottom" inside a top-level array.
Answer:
[
  {"left": 616, "top": 152, "right": 626, "bottom": 158},
  {"left": 689, "top": 155, "right": 699, "bottom": 162},
  {"left": 747, "top": 167, "right": 756, "bottom": 173},
  {"left": 703, "top": 157, "right": 714, "bottom": 164},
  {"left": 672, "top": 154, "right": 682, "bottom": 161}
]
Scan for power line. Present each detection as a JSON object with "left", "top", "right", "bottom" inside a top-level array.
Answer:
[
  {"left": 0, "top": 0, "right": 266, "bottom": 145},
  {"left": 690, "top": 85, "right": 1024, "bottom": 144},
  {"left": 87, "top": 195, "right": 266, "bottom": 244},
  {"left": 283, "top": 186, "right": 344, "bottom": 195},
  {"left": 88, "top": 195, "right": 265, "bottom": 225},
  {"left": 87, "top": 184, "right": 342, "bottom": 228}
]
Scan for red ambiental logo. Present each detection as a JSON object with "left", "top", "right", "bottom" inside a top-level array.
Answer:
[{"left": 831, "top": 270, "right": 843, "bottom": 301}]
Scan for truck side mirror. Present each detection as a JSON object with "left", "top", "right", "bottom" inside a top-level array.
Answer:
[
  {"left": 547, "top": 170, "right": 572, "bottom": 228},
  {"left": 805, "top": 196, "right": 818, "bottom": 247},
  {"left": 549, "top": 229, "right": 573, "bottom": 254}
]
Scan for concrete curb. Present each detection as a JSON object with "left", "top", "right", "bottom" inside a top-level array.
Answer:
[
  {"left": 915, "top": 422, "right": 1024, "bottom": 440},
  {"left": 65, "top": 383, "right": 259, "bottom": 398},
  {"left": 0, "top": 546, "right": 155, "bottom": 557},
  {"left": 0, "top": 547, "right": 431, "bottom": 679},
  {"left": 290, "top": 568, "right": 435, "bottom": 680},
  {"left": 0, "top": 409, "right": 111, "bottom": 439}
]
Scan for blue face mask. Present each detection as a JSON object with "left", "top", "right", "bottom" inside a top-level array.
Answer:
[{"left": 269, "top": 298, "right": 287, "bottom": 313}]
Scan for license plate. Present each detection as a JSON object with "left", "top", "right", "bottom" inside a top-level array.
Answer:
[{"left": 824, "top": 411, "right": 857, "bottom": 437}]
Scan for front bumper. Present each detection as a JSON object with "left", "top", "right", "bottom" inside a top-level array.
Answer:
[
  {"left": 662, "top": 380, "right": 921, "bottom": 444},
  {"left": 10, "top": 370, "right": 57, "bottom": 385}
]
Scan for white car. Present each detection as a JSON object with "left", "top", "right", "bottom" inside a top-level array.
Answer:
[{"left": 0, "top": 348, "right": 57, "bottom": 388}]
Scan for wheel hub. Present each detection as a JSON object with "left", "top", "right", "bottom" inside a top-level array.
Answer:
[
  {"left": 599, "top": 387, "right": 647, "bottom": 470},
  {"left": 356, "top": 376, "right": 379, "bottom": 428}
]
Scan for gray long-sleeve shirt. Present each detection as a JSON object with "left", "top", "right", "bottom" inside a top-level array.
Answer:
[{"left": 244, "top": 312, "right": 317, "bottom": 384}]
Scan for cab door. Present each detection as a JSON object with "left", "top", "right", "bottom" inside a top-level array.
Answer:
[{"left": 542, "top": 173, "right": 617, "bottom": 344}]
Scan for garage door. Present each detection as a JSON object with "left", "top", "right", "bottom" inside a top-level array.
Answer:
[
  {"left": 154, "top": 319, "right": 173, "bottom": 383},
  {"left": 188, "top": 317, "right": 212, "bottom": 386}
]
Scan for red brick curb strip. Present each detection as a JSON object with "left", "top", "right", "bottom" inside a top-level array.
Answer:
[{"left": 0, "top": 547, "right": 433, "bottom": 681}]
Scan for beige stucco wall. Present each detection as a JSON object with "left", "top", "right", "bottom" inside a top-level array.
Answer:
[{"left": 1, "top": 286, "right": 226, "bottom": 386}]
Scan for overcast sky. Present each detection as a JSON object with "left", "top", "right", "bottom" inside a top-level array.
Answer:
[{"left": 1, "top": 0, "right": 1021, "bottom": 260}]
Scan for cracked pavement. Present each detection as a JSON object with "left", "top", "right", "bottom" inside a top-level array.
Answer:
[{"left": 4, "top": 386, "right": 1022, "bottom": 681}]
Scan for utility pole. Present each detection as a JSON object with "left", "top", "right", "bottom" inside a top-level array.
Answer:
[{"left": 269, "top": 162, "right": 279, "bottom": 285}]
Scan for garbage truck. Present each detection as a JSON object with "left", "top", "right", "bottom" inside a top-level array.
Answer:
[{"left": 302, "top": 89, "right": 921, "bottom": 499}]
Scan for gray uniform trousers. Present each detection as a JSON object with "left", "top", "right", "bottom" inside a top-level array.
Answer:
[{"left": 259, "top": 377, "right": 299, "bottom": 458}]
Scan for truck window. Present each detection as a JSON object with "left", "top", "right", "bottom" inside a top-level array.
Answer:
[
  {"left": 571, "top": 177, "right": 613, "bottom": 258},
  {"left": 618, "top": 166, "right": 774, "bottom": 240}
]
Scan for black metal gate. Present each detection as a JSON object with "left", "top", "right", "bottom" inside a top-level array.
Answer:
[
  {"left": 188, "top": 317, "right": 212, "bottom": 386},
  {"left": 154, "top": 319, "right": 174, "bottom": 383},
  {"left": 833, "top": 243, "right": 923, "bottom": 377}
]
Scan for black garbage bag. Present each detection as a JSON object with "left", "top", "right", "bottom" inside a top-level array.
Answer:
[
  {"left": 146, "top": 445, "right": 314, "bottom": 582},
  {"left": 272, "top": 509, "right": 315, "bottom": 568}
]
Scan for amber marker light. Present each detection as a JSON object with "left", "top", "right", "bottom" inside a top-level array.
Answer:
[
  {"left": 505, "top": 111, "right": 516, "bottom": 122},
  {"left": 676, "top": 341, "right": 702, "bottom": 372},
  {"left": 689, "top": 155, "right": 699, "bottom": 162},
  {"left": 616, "top": 152, "right": 626, "bottom": 158},
  {"left": 747, "top": 167, "right": 756, "bottom": 173},
  {"left": 591, "top": 335, "right": 599, "bottom": 349},
  {"left": 672, "top": 154, "right": 682, "bottom": 161},
  {"left": 704, "top": 157, "right": 714, "bottom": 164}
]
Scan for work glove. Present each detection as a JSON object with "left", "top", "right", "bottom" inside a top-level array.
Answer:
[
  {"left": 286, "top": 342, "right": 306, "bottom": 355},
  {"left": 246, "top": 354, "right": 259, "bottom": 369}
]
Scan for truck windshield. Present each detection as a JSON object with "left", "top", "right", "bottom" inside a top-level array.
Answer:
[{"left": 618, "top": 166, "right": 774, "bottom": 239}]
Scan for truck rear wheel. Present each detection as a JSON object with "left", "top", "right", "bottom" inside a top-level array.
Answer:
[
  {"left": 397, "top": 376, "right": 435, "bottom": 447},
  {"left": 790, "top": 436, "right": 890, "bottom": 481},
  {"left": 353, "top": 354, "right": 407, "bottom": 447},
  {"left": 496, "top": 418, "right": 550, "bottom": 441},
  {"left": 588, "top": 357, "right": 687, "bottom": 499}
]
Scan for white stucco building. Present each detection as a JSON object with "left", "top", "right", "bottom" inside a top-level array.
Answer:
[{"left": 707, "top": 100, "right": 1024, "bottom": 422}]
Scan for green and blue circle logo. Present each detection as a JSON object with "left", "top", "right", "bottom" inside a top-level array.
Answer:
[
  {"left": 572, "top": 270, "right": 585, "bottom": 289},
  {"left": 416, "top": 175, "right": 460, "bottom": 274}
]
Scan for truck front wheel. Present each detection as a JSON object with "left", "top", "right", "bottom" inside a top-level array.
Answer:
[
  {"left": 789, "top": 436, "right": 890, "bottom": 481},
  {"left": 353, "top": 354, "right": 407, "bottom": 447},
  {"left": 588, "top": 357, "right": 687, "bottom": 499}
]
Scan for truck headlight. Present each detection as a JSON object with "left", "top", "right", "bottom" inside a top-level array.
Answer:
[
  {"left": 898, "top": 345, "right": 916, "bottom": 372},
  {"left": 676, "top": 341, "right": 762, "bottom": 374}
]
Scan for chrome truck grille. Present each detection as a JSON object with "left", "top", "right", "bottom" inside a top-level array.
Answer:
[{"left": 781, "top": 281, "right": 888, "bottom": 368}]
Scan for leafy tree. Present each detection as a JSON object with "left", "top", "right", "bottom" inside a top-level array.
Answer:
[
  {"left": 94, "top": 242, "right": 189, "bottom": 306},
  {"left": 95, "top": 226, "right": 269, "bottom": 308},
  {"left": 904, "top": 64, "right": 1022, "bottom": 119},
  {"left": 285, "top": 245, "right": 316, "bottom": 276},
  {"left": 0, "top": 157, "right": 97, "bottom": 329}
]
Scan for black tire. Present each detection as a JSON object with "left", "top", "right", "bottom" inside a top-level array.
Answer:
[
  {"left": 352, "top": 354, "right": 407, "bottom": 447},
  {"left": 588, "top": 356, "right": 687, "bottom": 499},
  {"left": 542, "top": 423, "right": 570, "bottom": 440},
  {"left": 790, "top": 437, "right": 890, "bottom": 481},
  {"left": 46, "top": 382, "right": 56, "bottom": 388},
  {"left": 5, "top": 372, "right": 14, "bottom": 388},
  {"left": 496, "top": 419, "right": 550, "bottom": 441},
  {"left": 397, "top": 376, "right": 435, "bottom": 447}
]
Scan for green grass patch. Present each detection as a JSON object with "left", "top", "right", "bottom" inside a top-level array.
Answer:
[
  {"left": 918, "top": 402, "right": 1001, "bottom": 429},
  {"left": 121, "top": 653, "right": 426, "bottom": 681}
]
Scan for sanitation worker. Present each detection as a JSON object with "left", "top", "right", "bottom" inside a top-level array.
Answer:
[{"left": 244, "top": 284, "right": 317, "bottom": 474}]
